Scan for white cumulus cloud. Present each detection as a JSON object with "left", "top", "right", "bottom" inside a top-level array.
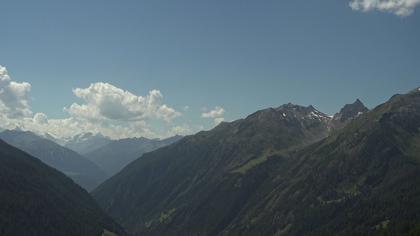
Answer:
[
  {"left": 349, "top": 0, "right": 420, "bottom": 16},
  {"left": 202, "top": 106, "right": 225, "bottom": 118},
  {"left": 0, "top": 66, "right": 189, "bottom": 140},
  {"left": 66, "top": 82, "right": 181, "bottom": 122},
  {"left": 0, "top": 65, "right": 32, "bottom": 118},
  {"left": 202, "top": 106, "right": 225, "bottom": 125}
]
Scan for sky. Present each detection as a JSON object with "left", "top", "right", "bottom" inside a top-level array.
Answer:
[{"left": 0, "top": 0, "right": 419, "bottom": 140}]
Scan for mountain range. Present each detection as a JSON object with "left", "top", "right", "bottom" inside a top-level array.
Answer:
[
  {"left": 63, "top": 132, "right": 112, "bottom": 155},
  {"left": 92, "top": 103, "right": 337, "bottom": 235},
  {"left": 93, "top": 90, "right": 420, "bottom": 236},
  {"left": 0, "top": 139, "right": 126, "bottom": 236},
  {"left": 0, "top": 130, "right": 107, "bottom": 191},
  {"left": 1, "top": 88, "right": 419, "bottom": 236},
  {"left": 85, "top": 135, "right": 183, "bottom": 176}
]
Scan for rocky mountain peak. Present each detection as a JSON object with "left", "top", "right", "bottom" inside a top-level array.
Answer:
[
  {"left": 333, "top": 99, "right": 369, "bottom": 122},
  {"left": 274, "top": 103, "right": 331, "bottom": 122},
  {"left": 329, "top": 99, "right": 369, "bottom": 130}
]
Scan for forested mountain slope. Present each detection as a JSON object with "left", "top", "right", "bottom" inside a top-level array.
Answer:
[{"left": 0, "top": 140, "right": 126, "bottom": 236}]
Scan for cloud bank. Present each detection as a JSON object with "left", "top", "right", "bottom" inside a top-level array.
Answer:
[
  {"left": 0, "top": 65, "right": 191, "bottom": 140},
  {"left": 349, "top": 0, "right": 420, "bottom": 16}
]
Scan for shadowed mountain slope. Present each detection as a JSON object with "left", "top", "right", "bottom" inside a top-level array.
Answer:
[
  {"left": 221, "top": 89, "right": 420, "bottom": 236},
  {"left": 0, "top": 130, "right": 107, "bottom": 191},
  {"left": 0, "top": 140, "right": 126, "bottom": 236},
  {"left": 93, "top": 104, "right": 332, "bottom": 235},
  {"left": 94, "top": 89, "right": 420, "bottom": 236}
]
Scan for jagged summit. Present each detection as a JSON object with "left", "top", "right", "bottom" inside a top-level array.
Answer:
[
  {"left": 243, "top": 104, "right": 331, "bottom": 130},
  {"left": 331, "top": 99, "right": 369, "bottom": 129},
  {"left": 274, "top": 103, "right": 331, "bottom": 121},
  {"left": 276, "top": 102, "right": 301, "bottom": 109},
  {"left": 275, "top": 102, "right": 313, "bottom": 110}
]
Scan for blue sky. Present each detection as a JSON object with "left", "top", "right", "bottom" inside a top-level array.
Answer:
[{"left": 0, "top": 0, "right": 419, "bottom": 139}]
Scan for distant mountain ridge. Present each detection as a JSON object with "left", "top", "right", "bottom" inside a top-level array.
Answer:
[
  {"left": 0, "top": 139, "right": 126, "bottom": 236},
  {"left": 93, "top": 89, "right": 420, "bottom": 236},
  {"left": 86, "top": 135, "right": 183, "bottom": 176},
  {"left": 64, "top": 132, "right": 112, "bottom": 155},
  {"left": 0, "top": 130, "right": 107, "bottom": 191}
]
